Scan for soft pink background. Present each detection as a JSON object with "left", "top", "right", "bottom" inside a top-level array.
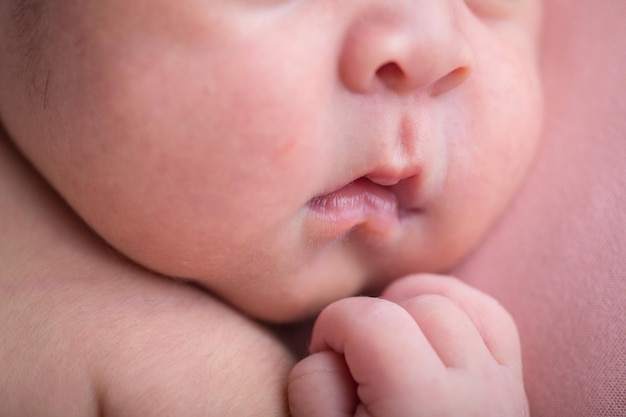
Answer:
[{"left": 454, "top": 0, "right": 626, "bottom": 415}]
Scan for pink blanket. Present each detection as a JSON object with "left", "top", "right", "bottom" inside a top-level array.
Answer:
[{"left": 453, "top": 1, "right": 626, "bottom": 415}]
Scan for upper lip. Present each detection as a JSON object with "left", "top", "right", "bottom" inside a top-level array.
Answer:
[
  {"left": 312, "top": 164, "right": 424, "bottom": 212},
  {"left": 314, "top": 111, "right": 427, "bottom": 209},
  {"left": 366, "top": 165, "right": 422, "bottom": 187}
]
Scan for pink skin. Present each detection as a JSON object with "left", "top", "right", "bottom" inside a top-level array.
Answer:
[
  {"left": 0, "top": 0, "right": 542, "bottom": 322},
  {"left": 289, "top": 275, "right": 528, "bottom": 417},
  {"left": 306, "top": 178, "right": 408, "bottom": 243},
  {"left": 0, "top": 0, "right": 542, "bottom": 414}
]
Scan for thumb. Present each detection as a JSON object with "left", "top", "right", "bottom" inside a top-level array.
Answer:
[{"left": 288, "top": 351, "right": 357, "bottom": 417}]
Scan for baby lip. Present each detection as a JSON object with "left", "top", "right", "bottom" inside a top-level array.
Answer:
[
  {"left": 306, "top": 178, "right": 400, "bottom": 241},
  {"left": 309, "top": 184, "right": 397, "bottom": 219},
  {"left": 366, "top": 165, "right": 422, "bottom": 188}
]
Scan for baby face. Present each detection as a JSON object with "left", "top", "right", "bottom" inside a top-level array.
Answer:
[{"left": 2, "top": 0, "right": 542, "bottom": 321}]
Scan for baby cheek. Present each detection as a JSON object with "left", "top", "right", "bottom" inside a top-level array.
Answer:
[{"left": 223, "top": 109, "right": 324, "bottom": 200}]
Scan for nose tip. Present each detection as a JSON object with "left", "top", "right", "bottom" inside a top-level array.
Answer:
[{"left": 339, "top": 3, "right": 474, "bottom": 96}]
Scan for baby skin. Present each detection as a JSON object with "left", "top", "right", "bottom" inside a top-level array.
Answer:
[
  {"left": 289, "top": 275, "right": 528, "bottom": 416},
  {"left": 0, "top": 0, "right": 542, "bottom": 415}
]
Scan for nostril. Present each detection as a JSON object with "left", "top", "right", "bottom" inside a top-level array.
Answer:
[
  {"left": 429, "top": 66, "right": 472, "bottom": 96},
  {"left": 375, "top": 62, "right": 406, "bottom": 90}
]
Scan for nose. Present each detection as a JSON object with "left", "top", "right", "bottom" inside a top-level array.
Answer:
[{"left": 339, "top": 0, "right": 474, "bottom": 96}]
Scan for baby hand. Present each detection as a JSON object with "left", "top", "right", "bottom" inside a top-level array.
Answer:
[{"left": 288, "top": 274, "right": 529, "bottom": 417}]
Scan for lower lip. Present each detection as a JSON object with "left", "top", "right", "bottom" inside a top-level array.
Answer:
[{"left": 305, "top": 178, "right": 401, "bottom": 242}]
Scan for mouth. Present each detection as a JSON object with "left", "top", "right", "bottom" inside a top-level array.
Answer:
[{"left": 305, "top": 177, "right": 411, "bottom": 243}]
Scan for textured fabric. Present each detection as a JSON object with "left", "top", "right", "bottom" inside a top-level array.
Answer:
[{"left": 453, "top": 1, "right": 626, "bottom": 415}]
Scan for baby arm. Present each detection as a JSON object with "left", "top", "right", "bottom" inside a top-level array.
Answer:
[
  {"left": 0, "top": 136, "right": 295, "bottom": 417},
  {"left": 1, "top": 261, "right": 297, "bottom": 417},
  {"left": 0, "top": 259, "right": 297, "bottom": 417},
  {"left": 289, "top": 274, "right": 528, "bottom": 417}
]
